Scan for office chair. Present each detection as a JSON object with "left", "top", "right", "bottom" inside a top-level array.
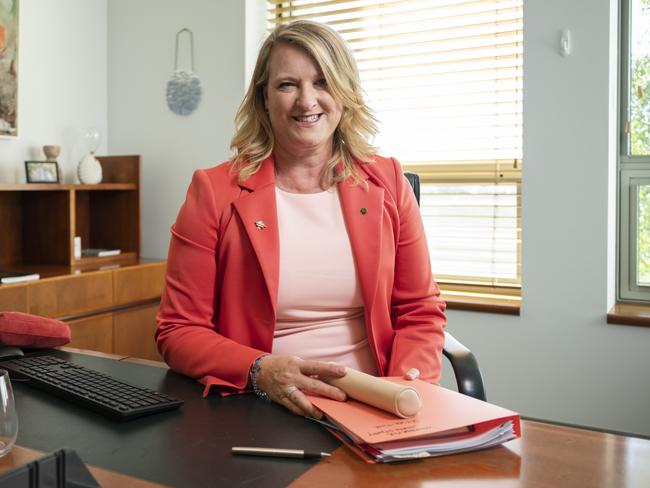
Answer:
[{"left": 404, "top": 172, "right": 487, "bottom": 401}]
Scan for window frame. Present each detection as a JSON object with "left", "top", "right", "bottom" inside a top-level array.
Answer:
[
  {"left": 402, "top": 160, "right": 522, "bottom": 292},
  {"left": 618, "top": 0, "right": 650, "bottom": 302},
  {"left": 267, "top": 1, "right": 523, "bottom": 310}
]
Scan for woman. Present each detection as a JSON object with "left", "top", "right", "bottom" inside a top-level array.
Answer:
[{"left": 156, "top": 20, "right": 446, "bottom": 419}]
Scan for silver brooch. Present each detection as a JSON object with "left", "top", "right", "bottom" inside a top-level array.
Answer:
[{"left": 255, "top": 221, "right": 266, "bottom": 230}]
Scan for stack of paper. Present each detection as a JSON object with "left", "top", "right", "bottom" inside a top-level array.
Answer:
[
  {"left": 309, "top": 378, "right": 520, "bottom": 463},
  {"left": 81, "top": 248, "right": 121, "bottom": 258},
  {"left": 0, "top": 270, "right": 40, "bottom": 285}
]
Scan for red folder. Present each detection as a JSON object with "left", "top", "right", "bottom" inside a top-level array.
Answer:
[{"left": 308, "top": 378, "right": 520, "bottom": 463}]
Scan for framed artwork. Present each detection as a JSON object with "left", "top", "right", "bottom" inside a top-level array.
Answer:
[
  {"left": 25, "top": 161, "right": 60, "bottom": 184},
  {"left": 0, "top": 0, "right": 18, "bottom": 137}
]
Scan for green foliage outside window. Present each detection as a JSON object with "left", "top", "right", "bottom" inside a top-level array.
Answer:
[
  {"left": 632, "top": 56, "right": 650, "bottom": 155},
  {"left": 632, "top": 1, "right": 650, "bottom": 285},
  {"left": 637, "top": 185, "right": 650, "bottom": 284},
  {"left": 631, "top": 0, "right": 650, "bottom": 155}
]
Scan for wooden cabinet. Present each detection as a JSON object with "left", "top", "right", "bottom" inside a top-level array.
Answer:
[
  {"left": 0, "top": 155, "right": 166, "bottom": 360},
  {"left": 0, "top": 259, "right": 166, "bottom": 360},
  {"left": 113, "top": 302, "right": 162, "bottom": 361},
  {"left": 29, "top": 272, "right": 114, "bottom": 318},
  {"left": 67, "top": 313, "right": 114, "bottom": 354},
  {"left": 0, "top": 283, "right": 27, "bottom": 312},
  {"left": 113, "top": 264, "right": 166, "bottom": 306}
]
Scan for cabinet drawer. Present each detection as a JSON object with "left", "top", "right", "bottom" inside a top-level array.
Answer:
[
  {"left": 113, "top": 302, "right": 162, "bottom": 361},
  {"left": 113, "top": 262, "right": 166, "bottom": 306},
  {"left": 29, "top": 272, "right": 113, "bottom": 318},
  {"left": 0, "top": 283, "right": 28, "bottom": 312},
  {"left": 66, "top": 313, "right": 113, "bottom": 354}
]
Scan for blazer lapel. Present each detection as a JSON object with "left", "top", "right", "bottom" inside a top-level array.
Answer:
[
  {"left": 232, "top": 157, "right": 279, "bottom": 317},
  {"left": 338, "top": 165, "right": 384, "bottom": 313}
]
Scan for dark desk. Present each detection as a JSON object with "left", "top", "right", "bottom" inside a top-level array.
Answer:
[{"left": 5, "top": 350, "right": 650, "bottom": 487}]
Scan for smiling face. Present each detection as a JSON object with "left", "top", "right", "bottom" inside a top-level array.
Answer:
[{"left": 265, "top": 42, "right": 343, "bottom": 161}]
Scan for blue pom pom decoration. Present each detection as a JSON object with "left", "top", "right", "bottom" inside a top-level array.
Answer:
[{"left": 166, "top": 70, "right": 202, "bottom": 116}]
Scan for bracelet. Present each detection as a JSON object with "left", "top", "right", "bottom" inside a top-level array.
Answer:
[{"left": 249, "top": 355, "right": 270, "bottom": 401}]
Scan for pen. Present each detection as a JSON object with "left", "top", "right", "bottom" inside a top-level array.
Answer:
[{"left": 231, "top": 446, "right": 331, "bottom": 459}]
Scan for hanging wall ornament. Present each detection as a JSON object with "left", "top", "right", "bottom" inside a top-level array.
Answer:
[{"left": 166, "top": 28, "right": 202, "bottom": 116}]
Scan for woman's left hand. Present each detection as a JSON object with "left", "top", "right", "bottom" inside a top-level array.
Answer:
[{"left": 255, "top": 355, "right": 347, "bottom": 418}]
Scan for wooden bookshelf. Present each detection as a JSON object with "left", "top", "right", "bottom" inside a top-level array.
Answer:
[
  {"left": 0, "top": 155, "right": 164, "bottom": 361},
  {"left": 0, "top": 155, "right": 140, "bottom": 269}
]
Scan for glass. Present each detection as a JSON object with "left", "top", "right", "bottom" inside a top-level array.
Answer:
[
  {"left": 83, "top": 127, "right": 102, "bottom": 155},
  {"left": 0, "top": 370, "right": 18, "bottom": 457},
  {"left": 630, "top": 0, "right": 650, "bottom": 156},
  {"left": 637, "top": 185, "right": 650, "bottom": 285}
]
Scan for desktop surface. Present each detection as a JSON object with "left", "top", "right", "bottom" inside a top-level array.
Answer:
[
  {"left": 7, "top": 349, "right": 650, "bottom": 488},
  {"left": 11, "top": 349, "right": 339, "bottom": 488}
]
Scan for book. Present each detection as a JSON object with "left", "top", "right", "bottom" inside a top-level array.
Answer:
[
  {"left": 81, "top": 248, "right": 121, "bottom": 258},
  {"left": 0, "top": 271, "right": 41, "bottom": 285},
  {"left": 308, "top": 378, "right": 520, "bottom": 463}
]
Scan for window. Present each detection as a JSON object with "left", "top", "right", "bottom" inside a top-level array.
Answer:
[
  {"left": 619, "top": 0, "right": 650, "bottom": 301},
  {"left": 268, "top": 0, "right": 523, "bottom": 305}
]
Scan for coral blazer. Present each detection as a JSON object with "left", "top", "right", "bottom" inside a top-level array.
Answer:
[{"left": 156, "top": 155, "right": 446, "bottom": 396}]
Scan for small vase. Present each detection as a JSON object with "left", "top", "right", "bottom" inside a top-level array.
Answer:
[
  {"left": 78, "top": 153, "right": 103, "bottom": 184},
  {"left": 43, "top": 145, "right": 61, "bottom": 161}
]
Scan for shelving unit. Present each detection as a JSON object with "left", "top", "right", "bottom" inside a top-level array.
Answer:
[
  {"left": 0, "top": 155, "right": 165, "bottom": 361},
  {"left": 0, "top": 155, "right": 140, "bottom": 270}
]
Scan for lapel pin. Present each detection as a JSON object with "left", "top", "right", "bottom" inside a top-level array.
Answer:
[
  {"left": 255, "top": 220, "right": 266, "bottom": 230},
  {"left": 360, "top": 208, "right": 367, "bottom": 215}
]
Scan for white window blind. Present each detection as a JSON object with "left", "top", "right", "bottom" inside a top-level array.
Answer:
[{"left": 268, "top": 0, "right": 523, "bottom": 295}]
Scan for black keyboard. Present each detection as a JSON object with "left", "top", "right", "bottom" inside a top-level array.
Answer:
[{"left": 1, "top": 355, "right": 183, "bottom": 420}]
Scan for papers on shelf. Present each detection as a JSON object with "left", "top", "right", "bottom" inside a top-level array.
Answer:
[
  {"left": 81, "top": 248, "right": 121, "bottom": 258},
  {"left": 0, "top": 271, "right": 40, "bottom": 285},
  {"left": 308, "top": 378, "right": 520, "bottom": 463}
]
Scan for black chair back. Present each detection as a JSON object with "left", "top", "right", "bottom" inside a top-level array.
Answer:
[{"left": 403, "top": 171, "right": 487, "bottom": 401}]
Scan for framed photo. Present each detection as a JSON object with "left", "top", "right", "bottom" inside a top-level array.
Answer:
[
  {"left": 25, "top": 161, "right": 60, "bottom": 184},
  {"left": 0, "top": 0, "right": 19, "bottom": 137}
]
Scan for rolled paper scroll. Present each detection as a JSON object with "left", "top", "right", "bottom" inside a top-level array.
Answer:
[{"left": 324, "top": 368, "right": 422, "bottom": 418}]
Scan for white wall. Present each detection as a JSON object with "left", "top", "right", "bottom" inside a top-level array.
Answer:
[
  {"left": 0, "top": 0, "right": 107, "bottom": 183},
  {"left": 107, "top": 1, "right": 650, "bottom": 436},
  {"left": 107, "top": 0, "right": 246, "bottom": 260},
  {"left": 439, "top": 0, "right": 650, "bottom": 437}
]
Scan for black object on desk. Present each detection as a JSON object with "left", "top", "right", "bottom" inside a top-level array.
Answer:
[
  {"left": 0, "top": 448, "right": 100, "bottom": 488},
  {"left": 0, "top": 354, "right": 183, "bottom": 420},
  {"left": 11, "top": 350, "right": 339, "bottom": 488}
]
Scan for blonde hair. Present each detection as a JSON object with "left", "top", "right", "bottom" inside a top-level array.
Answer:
[{"left": 230, "top": 20, "right": 377, "bottom": 187}]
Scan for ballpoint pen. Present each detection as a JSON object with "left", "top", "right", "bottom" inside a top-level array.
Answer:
[{"left": 231, "top": 447, "right": 331, "bottom": 459}]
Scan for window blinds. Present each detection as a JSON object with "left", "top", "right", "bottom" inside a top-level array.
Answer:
[{"left": 268, "top": 0, "right": 523, "bottom": 294}]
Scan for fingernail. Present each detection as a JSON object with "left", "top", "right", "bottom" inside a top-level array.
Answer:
[{"left": 313, "top": 410, "right": 323, "bottom": 420}]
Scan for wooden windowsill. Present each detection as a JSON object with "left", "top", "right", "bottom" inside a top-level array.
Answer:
[
  {"left": 441, "top": 293, "right": 521, "bottom": 315},
  {"left": 607, "top": 302, "right": 650, "bottom": 327}
]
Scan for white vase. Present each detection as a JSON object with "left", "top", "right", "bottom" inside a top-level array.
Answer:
[{"left": 78, "top": 153, "right": 103, "bottom": 184}]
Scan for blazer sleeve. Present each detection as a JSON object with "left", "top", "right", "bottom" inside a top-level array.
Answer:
[
  {"left": 386, "top": 158, "right": 447, "bottom": 382},
  {"left": 156, "top": 169, "right": 265, "bottom": 396}
]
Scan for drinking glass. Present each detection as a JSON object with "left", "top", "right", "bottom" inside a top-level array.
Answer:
[{"left": 0, "top": 370, "right": 18, "bottom": 457}]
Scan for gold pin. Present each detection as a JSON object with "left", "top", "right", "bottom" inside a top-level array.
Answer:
[{"left": 255, "top": 220, "right": 266, "bottom": 230}]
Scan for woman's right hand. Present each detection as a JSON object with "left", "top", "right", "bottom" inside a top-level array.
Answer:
[{"left": 254, "top": 355, "right": 347, "bottom": 418}]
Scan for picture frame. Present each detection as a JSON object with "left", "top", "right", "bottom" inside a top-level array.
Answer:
[{"left": 25, "top": 161, "right": 60, "bottom": 184}]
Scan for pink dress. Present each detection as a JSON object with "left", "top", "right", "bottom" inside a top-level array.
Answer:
[{"left": 272, "top": 186, "right": 378, "bottom": 375}]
